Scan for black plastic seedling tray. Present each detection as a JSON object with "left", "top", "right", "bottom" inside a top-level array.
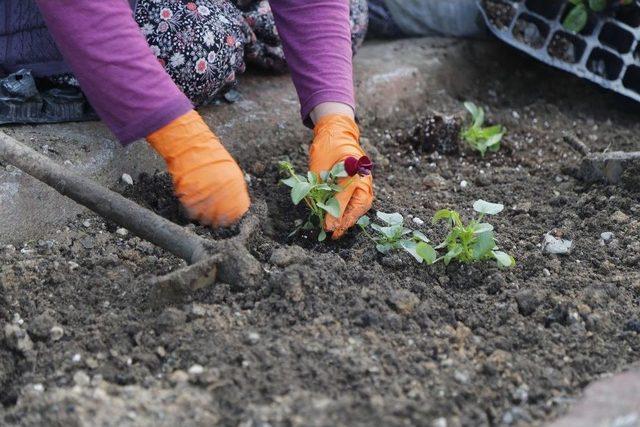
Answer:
[{"left": 478, "top": 0, "right": 640, "bottom": 102}]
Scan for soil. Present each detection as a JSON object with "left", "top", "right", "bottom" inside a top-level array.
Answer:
[
  {"left": 2, "top": 43, "right": 640, "bottom": 427},
  {"left": 483, "top": 0, "right": 516, "bottom": 30},
  {"left": 548, "top": 33, "right": 579, "bottom": 64},
  {"left": 512, "top": 19, "right": 547, "bottom": 49}
]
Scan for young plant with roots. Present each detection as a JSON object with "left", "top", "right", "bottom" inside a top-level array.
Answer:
[
  {"left": 461, "top": 102, "right": 506, "bottom": 157},
  {"left": 358, "top": 200, "right": 515, "bottom": 268},
  {"left": 279, "top": 156, "right": 372, "bottom": 241}
]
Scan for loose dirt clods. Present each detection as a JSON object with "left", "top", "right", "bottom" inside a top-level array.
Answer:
[{"left": 1, "top": 42, "right": 640, "bottom": 426}]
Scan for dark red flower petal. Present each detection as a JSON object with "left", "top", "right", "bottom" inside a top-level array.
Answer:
[
  {"left": 357, "top": 155, "right": 373, "bottom": 170},
  {"left": 344, "top": 156, "right": 359, "bottom": 176},
  {"left": 356, "top": 155, "right": 373, "bottom": 176}
]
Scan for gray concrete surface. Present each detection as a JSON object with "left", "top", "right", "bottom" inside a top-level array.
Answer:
[
  {"left": 0, "top": 38, "right": 480, "bottom": 244},
  {"left": 548, "top": 368, "right": 640, "bottom": 427}
]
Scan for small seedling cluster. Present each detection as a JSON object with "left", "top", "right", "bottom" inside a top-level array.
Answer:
[
  {"left": 563, "top": 0, "right": 632, "bottom": 32},
  {"left": 356, "top": 213, "right": 437, "bottom": 264},
  {"left": 278, "top": 160, "right": 346, "bottom": 242},
  {"left": 461, "top": 102, "right": 505, "bottom": 157},
  {"left": 358, "top": 200, "right": 515, "bottom": 268},
  {"left": 279, "top": 156, "right": 372, "bottom": 242}
]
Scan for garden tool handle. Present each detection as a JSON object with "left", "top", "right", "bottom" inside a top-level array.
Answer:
[{"left": 0, "top": 132, "right": 208, "bottom": 264}]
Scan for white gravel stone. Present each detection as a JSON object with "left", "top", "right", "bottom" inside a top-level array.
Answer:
[
  {"left": 73, "top": 371, "right": 90, "bottom": 387},
  {"left": 188, "top": 364, "right": 204, "bottom": 376},
  {"left": 412, "top": 217, "right": 425, "bottom": 226},
  {"left": 542, "top": 233, "right": 572, "bottom": 255},
  {"left": 121, "top": 173, "right": 134, "bottom": 186},
  {"left": 50, "top": 326, "right": 64, "bottom": 341}
]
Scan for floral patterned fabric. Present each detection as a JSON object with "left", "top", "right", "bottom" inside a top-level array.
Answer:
[
  {"left": 51, "top": 0, "right": 368, "bottom": 107},
  {"left": 134, "top": 0, "right": 251, "bottom": 106},
  {"left": 235, "top": 0, "right": 368, "bottom": 74}
]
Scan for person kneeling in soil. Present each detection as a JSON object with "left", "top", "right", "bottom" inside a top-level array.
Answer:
[{"left": 1, "top": 0, "right": 372, "bottom": 239}]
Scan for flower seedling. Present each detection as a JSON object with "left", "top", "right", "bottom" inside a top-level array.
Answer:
[
  {"left": 432, "top": 200, "right": 515, "bottom": 268},
  {"left": 461, "top": 102, "right": 505, "bottom": 157},
  {"left": 563, "top": 0, "right": 632, "bottom": 33},
  {"left": 357, "top": 212, "right": 437, "bottom": 264},
  {"left": 279, "top": 156, "right": 372, "bottom": 241}
]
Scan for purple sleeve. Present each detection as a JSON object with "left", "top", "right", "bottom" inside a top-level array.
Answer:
[
  {"left": 35, "top": 0, "right": 193, "bottom": 145},
  {"left": 269, "top": 0, "right": 355, "bottom": 127}
]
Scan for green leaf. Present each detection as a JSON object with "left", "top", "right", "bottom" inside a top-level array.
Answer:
[
  {"left": 412, "top": 230, "right": 430, "bottom": 243},
  {"left": 376, "top": 211, "right": 404, "bottom": 226},
  {"left": 492, "top": 250, "right": 515, "bottom": 268},
  {"left": 400, "top": 240, "right": 424, "bottom": 263},
  {"left": 416, "top": 242, "right": 437, "bottom": 264},
  {"left": 588, "top": 0, "right": 606, "bottom": 12},
  {"left": 357, "top": 216, "right": 370, "bottom": 228},
  {"left": 473, "top": 222, "right": 494, "bottom": 234},
  {"left": 464, "top": 102, "right": 484, "bottom": 128},
  {"left": 281, "top": 177, "right": 298, "bottom": 188},
  {"left": 317, "top": 197, "right": 341, "bottom": 218},
  {"left": 318, "top": 229, "right": 327, "bottom": 242},
  {"left": 473, "top": 200, "right": 504, "bottom": 215},
  {"left": 472, "top": 231, "right": 496, "bottom": 259},
  {"left": 320, "top": 171, "right": 330, "bottom": 182},
  {"left": 307, "top": 171, "right": 318, "bottom": 185},
  {"left": 292, "top": 182, "right": 313, "bottom": 205},
  {"left": 563, "top": 3, "right": 588, "bottom": 32},
  {"left": 315, "top": 184, "right": 333, "bottom": 191},
  {"left": 376, "top": 243, "right": 393, "bottom": 254},
  {"left": 330, "top": 162, "right": 348, "bottom": 178},
  {"left": 444, "top": 245, "right": 463, "bottom": 265},
  {"left": 375, "top": 224, "right": 404, "bottom": 239},
  {"left": 433, "top": 209, "right": 461, "bottom": 226}
]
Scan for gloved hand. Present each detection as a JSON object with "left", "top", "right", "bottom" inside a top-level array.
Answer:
[
  {"left": 309, "top": 115, "right": 374, "bottom": 239},
  {"left": 147, "top": 110, "right": 250, "bottom": 227}
]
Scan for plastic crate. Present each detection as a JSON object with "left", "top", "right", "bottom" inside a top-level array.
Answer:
[{"left": 478, "top": 0, "right": 640, "bottom": 102}]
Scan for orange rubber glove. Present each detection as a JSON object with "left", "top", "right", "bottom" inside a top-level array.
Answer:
[
  {"left": 147, "top": 110, "right": 250, "bottom": 227},
  {"left": 309, "top": 115, "right": 374, "bottom": 239}
]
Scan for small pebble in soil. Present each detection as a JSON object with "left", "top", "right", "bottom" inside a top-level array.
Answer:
[
  {"left": 50, "top": 326, "right": 64, "bottom": 342},
  {"left": 73, "top": 370, "right": 91, "bottom": 387},
  {"left": 188, "top": 365, "right": 205, "bottom": 376},
  {"left": 460, "top": 180, "right": 468, "bottom": 189},
  {"left": 121, "top": 173, "right": 134, "bottom": 186},
  {"left": 542, "top": 233, "right": 572, "bottom": 255},
  {"left": 68, "top": 261, "right": 80, "bottom": 270},
  {"left": 412, "top": 217, "right": 424, "bottom": 226},
  {"left": 80, "top": 237, "right": 94, "bottom": 249},
  {"left": 543, "top": 268, "right": 551, "bottom": 277},
  {"left": 32, "top": 384, "right": 44, "bottom": 392},
  {"left": 156, "top": 346, "right": 167, "bottom": 358},
  {"left": 4, "top": 324, "right": 33, "bottom": 353},
  {"left": 600, "top": 232, "right": 614, "bottom": 244},
  {"left": 115, "top": 228, "right": 128, "bottom": 237},
  {"left": 82, "top": 220, "right": 91, "bottom": 228},
  {"left": 515, "top": 290, "right": 539, "bottom": 316},
  {"left": 432, "top": 418, "right": 447, "bottom": 427},
  {"left": 72, "top": 353, "right": 81, "bottom": 363},
  {"left": 169, "top": 370, "right": 189, "bottom": 384},
  {"left": 247, "top": 332, "right": 260, "bottom": 344}
]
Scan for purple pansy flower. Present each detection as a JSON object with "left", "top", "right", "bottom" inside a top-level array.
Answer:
[{"left": 344, "top": 155, "right": 373, "bottom": 177}]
